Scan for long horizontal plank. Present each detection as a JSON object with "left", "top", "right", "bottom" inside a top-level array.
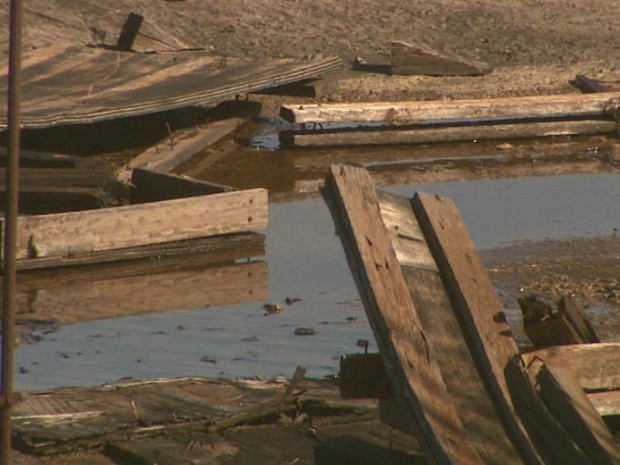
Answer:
[
  {"left": 522, "top": 344, "right": 620, "bottom": 391},
  {"left": 5, "top": 188, "right": 267, "bottom": 261},
  {"left": 280, "top": 92, "right": 620, "bottom": 124},
  {"left": 281, "top": 119, "right": 616, "bottom": 147}
]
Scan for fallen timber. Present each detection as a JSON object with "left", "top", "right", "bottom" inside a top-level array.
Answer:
[
  {"left": 322, "top": 164, "right": 620, "bottom": 465},
  {"left": 0, "top": 186, "right": 268, "bottom": 269},
  {"left": 279, "top": 93, "right": 620, "bottom": 147}
]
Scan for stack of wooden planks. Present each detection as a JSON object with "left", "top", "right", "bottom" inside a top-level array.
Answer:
[
  {"left": 322, "top": 163, "right": 620, "bottom": 465},
  {"left": 280, "top": 93, "right": 620, "bottom": 148}
]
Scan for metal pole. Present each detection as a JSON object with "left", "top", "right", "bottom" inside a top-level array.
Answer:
[{"left": 1, "top": 0, "right": 23, "bottom": 462}]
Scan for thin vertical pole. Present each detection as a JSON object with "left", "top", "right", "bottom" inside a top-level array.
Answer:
[{"left": 1, "top": 0, "right": 23, "bottom": 462}]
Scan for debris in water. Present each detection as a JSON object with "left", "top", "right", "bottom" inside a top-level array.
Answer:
[
  {"left": 263, "top": 303, "right": 283, "bottom": 314},
  {"left": 294, "top": 327, "right": 317, "bottom": 336}
]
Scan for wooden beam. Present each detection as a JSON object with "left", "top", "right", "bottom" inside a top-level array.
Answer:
[
  {"left": 322, "top": 164, "right": 489, "bottom": 465},
  {"left": 280, "top": 119, "right": 616, "bottom": 147},
  {"left": 522, "top": 344, "right": 620, "bottom": 392},
  {"left": 528, "top": 358, "right": 620, "bottom": 465},
  {"left": 411, "top": 192, "right": 545, "bottom": 465},
  {"left": 589, "top": 390, "right": 620, "bottom": 419},
  {"left": 124, "top": 117, "right": 249, "bottom": 176},
  {"left": 391, "top": 41, "right": 491, "bottom": 76},
  {"left": 280, "top": 92, "right": 620, "bottom": 124},
  {"left": 4, "top": 188, "right": 267, "bottom": 262},
  {"left": 12, "top": 231, "right": 263, "bottom": 272}
]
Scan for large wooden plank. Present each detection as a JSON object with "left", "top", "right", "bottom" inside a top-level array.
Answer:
[
  {"left": 528, "top": 358, "right": 620, "bottom": 465},
  {"left": 6, "top": 188, "right": 267, "bottom": 261},
  {"left": 280, "top": 92, "right": 620, "bottom": 124},
  {"left": 125, "top": 117, "right": 248, "bottom": 175},
  {"left": 378, "top": 191, "right": 524, "bottom": 465},
  {"left": 322, "top": 164, "right": 486, "bottom": 465},
  {"left": 411, "top": 193, "right": 544, "bottom": 465},
  {"left": 280, "top": 119, "right": 616, "bottom": 147},
  {"left": 522, "top": 344, "right": 620, "bottom": 391}
]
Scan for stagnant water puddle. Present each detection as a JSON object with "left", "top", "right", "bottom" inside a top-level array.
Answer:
[{"left": 14, "top": 173, "right": 620, "bottom": 391}]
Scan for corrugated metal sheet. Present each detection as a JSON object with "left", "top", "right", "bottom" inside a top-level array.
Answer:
[{"left": 0, "top": 44, "right": 342, "bottom": 129}]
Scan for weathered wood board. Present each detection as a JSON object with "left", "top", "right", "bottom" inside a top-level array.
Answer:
[
  {"left": 522, "top": 344, "right": 620, "bottom": 391},
  {"left": 3, "top": 188, "right": 267, "bottom": 262},
  {"left": 377, "top": 191, "right": 524, "bottom": 465},
  {"left": 124, "top": 117, "right": 248, "bottom": 175},
  {"left": 280, "top": 92, "right": 620, "bottom": 124},
  {"left": 391, "top": 40, "right": 491, "bottom": 76},
  {"left": 411, "top": 192, "right": 545, "bottom": 465},
  {"left": 280, "top": 119, "right": 616, "bottom": 147},
  {"left": 322, "top": 164, "right": 488, "bottom": 465}
]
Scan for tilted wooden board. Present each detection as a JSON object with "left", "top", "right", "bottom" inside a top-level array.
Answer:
[
  {"left": 411, "top": 193, "right": 545, "bottom": 465},
  {"left": 322, "top": 164, "right": 486, "bottom": 465},
  {"left": 280, "top": 92, "right": 620, "bottom": 124},
  {"left": 378, "top": 191, "right": 523, "bottom": 465},
  {"left": 7, "top": 188, "right": 267, "bottom": 261}
]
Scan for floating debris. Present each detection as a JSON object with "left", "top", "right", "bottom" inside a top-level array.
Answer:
[
  {"left": 285, "top": 297, "right": 303, "bottom": 305},
  {"left": 241, "top": 336, "right": 261, "bottom": 342},
  {"left": 263, "top": 303, "right": 283, "bottom": 314},
  {"left": 200, "top": 356, "right": 218, "bottom": 365},
  {"left": 294, "top": 327, "right": 317, "bottom": 336}
]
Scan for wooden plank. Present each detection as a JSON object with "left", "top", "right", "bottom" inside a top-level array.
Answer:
[
  {"left": 124, "top": 118, "right": 248, "bottom": 175},
  {"left": 0, "top": 44, "right": 343, "bottom": 129},
  {"left": 322, "top": 164, "right": 487, "bottom": 465},
  {"left": 280, "top": 119, "right": 617, "bottom": 147},
  {"left": 378, "top": 191, "right": 523, "bottom": 465},
  {"left": 13, "top": 231, "right": 264, "bottom": 271},
  {"left": 522, "top": 344, "right": 620, "bottom": 391},
  {"left": 6, "top": 188, "right": 267, "bottom": 261},
  {"left": 391, "top": 41, "right": 491, "bottom": 76},
  {"left": 411, "top": 192, "right": 545, "bottom": 465},
  {"left": 505, "top": 356, "right": 593, "bottom": 465},
  {"left": 130, "top": 168, "right": 234, "bottom": 204},
  {"left": 280, "top": 92, "right": 620, "bottom": 124},
  {"left": 528, "top": 358, "right": 620, "bottom": 465}
]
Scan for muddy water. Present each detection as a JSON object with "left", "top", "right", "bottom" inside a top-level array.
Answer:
[{"left": 14, "top": 173, "right": 620, "bottom": 391}]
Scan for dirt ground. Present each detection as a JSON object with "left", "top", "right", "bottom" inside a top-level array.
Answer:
[{"left": 1, "top": 0, "right": 619, "bottom": 323}]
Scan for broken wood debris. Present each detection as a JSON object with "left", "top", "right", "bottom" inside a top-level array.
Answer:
[
  {"left": 279, "top": 93, "right": 620, "bottom": 147},
  {"left": 391, "top": 40, "right": 492, "bottom": 76},
  {"left": 323, "top": 163, "right": 620, "bottom": 465},
  {"left": 518, "top": 295, "right": 600, "bottom": 347},
  {"left": 574, "top": 74, "right": 620, "bottom": 94}
]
